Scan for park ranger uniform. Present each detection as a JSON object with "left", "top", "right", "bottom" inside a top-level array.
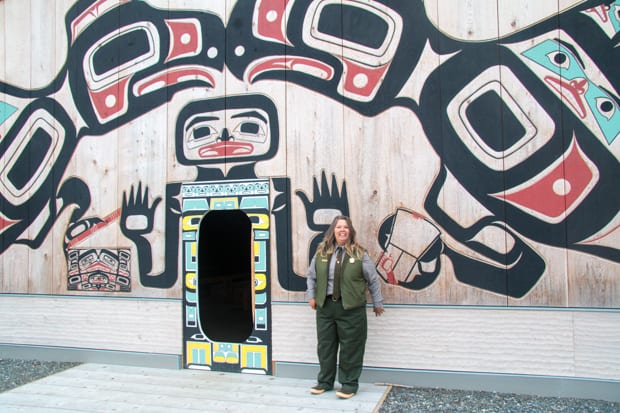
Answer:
[{"left": 306, "top": 246, "right": 384, "bottom": 394}]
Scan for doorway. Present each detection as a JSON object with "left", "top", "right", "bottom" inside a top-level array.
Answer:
[{"left": 197, "top": 209, "right": 254, "bottom": 343}]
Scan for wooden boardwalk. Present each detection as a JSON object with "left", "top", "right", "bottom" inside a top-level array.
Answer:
[{"left": 0, "top": 363, "right": 389, "bottom": 412}]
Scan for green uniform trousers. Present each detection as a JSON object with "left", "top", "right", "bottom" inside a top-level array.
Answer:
[{"left": 315, "top": 298, "right": 367, "bottom": 393}]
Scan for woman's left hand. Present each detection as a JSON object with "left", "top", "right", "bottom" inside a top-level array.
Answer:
[{"left": 373, "top": 306, "right": 385, "bottom": 316}]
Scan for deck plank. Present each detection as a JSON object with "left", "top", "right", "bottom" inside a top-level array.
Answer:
[{"left": 0, "top": 364, "right": 388, "bottom": 413}]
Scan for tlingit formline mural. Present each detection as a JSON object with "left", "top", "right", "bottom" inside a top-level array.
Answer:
[{"left": 1, "top": 0, "right": 618, "bottom": 373}]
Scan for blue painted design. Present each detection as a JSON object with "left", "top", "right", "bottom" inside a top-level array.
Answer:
[
  {"left": 183, "top": 198, "right": 209, "bottom": 211},
  {"left": 522, "top": 39, "right": 619, "bottom": 144},
  {"left": 609, "top": 1, "right": 620, "bottom": 33},
  {"left": 0, "top": 101, "right": 17, "bottom": 125}
]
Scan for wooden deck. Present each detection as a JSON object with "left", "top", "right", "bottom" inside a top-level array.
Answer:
[{"left": 0, "top": 363, "right": 389, "bottom": 412}]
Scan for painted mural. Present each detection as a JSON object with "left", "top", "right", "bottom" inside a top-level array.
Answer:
[{"left": 1, "top": 0, "right": 619, "bottom": 368}]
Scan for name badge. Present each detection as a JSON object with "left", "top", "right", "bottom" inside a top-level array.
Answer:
[{"left": 349, "top": 258, "right": 355, "bottom": 263}]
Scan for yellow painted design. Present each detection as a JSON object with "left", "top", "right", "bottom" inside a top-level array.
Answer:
[
  {"left": 182, "top": 215, "right": 202, "bottom": 231},
  {"left": 241, "top": 345, "right": 268, "bottom": 369},
  {"left": 185, "top": 272, "right": 197, "bottom": 290},
  {"left": 213, "top": 343, "right": 240, "bottom": 364},
  {"left": 247, "top": 213, "right": 269, "bottom": 229},
  {"left": 209, "top": 198, "right": 239, "bottom": 209},
  {"left": 254, "top": 273, "right": 267, "bottom": 291},
  {"left": 186, "top": 341, "right": 212, "bottom": 365}
]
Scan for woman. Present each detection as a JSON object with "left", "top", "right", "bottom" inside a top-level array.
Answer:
[{"left": 306, "top": 215, "right": 385, "bottom": 399}]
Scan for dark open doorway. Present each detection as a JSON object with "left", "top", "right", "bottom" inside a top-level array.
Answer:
[{"left": 197, "top": 209, "right": 254, "bottom": 343}]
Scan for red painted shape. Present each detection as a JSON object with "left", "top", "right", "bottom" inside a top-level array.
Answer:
[
  {"left": 498, "top": 139, "right": 597, "bottom": 220},
  {"left": 134, "top": 67, "right": 216, "bottom": 96},
  {"left": 198, "top": 142, "right": 254, "bottom": 158},
  {"left": 0, "top": 213, "right": 18, "bottom": 233},
  {"left": 256, "top": 0, "right": 291, "bottom": 45},
  {"left": 89, "top": 77, "right": 131, "bottom": 122},
  {"left": 247, "top": 56, "right": 334, "bottom": 83},
  {"left": 165, "top": 19, "right": 201, "bottom": 62},
  {"left": 67, "top": 209, "right": 121, "bottom": 248},
  {"left": 341, "top": 58, "right": 389, "bottom": 98}
]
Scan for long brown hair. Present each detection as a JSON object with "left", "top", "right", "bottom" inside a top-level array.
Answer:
[{"left": 315, "top": 215, "right": 365, "bottom": 259}]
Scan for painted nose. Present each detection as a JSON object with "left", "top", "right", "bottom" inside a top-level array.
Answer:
[{"left": 218, "top": 128, "right": 234, "bottom": 141}]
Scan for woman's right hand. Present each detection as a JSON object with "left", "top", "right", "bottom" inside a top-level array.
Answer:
[{"left": 309, "top": 298, "right": 316, "bottom": 310}]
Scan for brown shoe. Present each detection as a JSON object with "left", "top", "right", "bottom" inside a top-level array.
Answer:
[
  {"left": 310, "top": 384, "right": 329, "bottom": 395},
  {"left": 336, "top": 389, "right": 356, "bottom": 399}
]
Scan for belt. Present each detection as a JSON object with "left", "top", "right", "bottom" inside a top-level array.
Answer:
[{"left": 326, "top": 295, "right": 340, "bottom": 301}]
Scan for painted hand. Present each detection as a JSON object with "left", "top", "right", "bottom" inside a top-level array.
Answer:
[{"left": 120, "top": 182, "right": 162, "bottom": 238}]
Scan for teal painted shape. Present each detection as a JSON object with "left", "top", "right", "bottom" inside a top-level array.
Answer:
[
  {"left": 522, "top": 39, "right": 619, "bottom": 145},
  {"left": 240, "top": 195, "right": 269, "bottom": 209},
  {"left": 610, "top": 0, "right": 620, "bottom": 34},
  {"left": 183, "top": 198, "right": 209, "bottom": 211},
  {"left": 0, "top": 101, "right": 17, "bottom": 125}
]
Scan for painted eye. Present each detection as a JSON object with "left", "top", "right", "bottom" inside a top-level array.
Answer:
[
  {"left": 545, "top": 51, "right": 570, "bottom": 69},
  {"left": 193, "top": 125, "right": 218, "bottom": 139},
  {"left": 595, "top": 96, "right": 617, "bottom": 120},
  {"left": 186, "top": 124, "right": 219, "bottom": 148},
  {"left": 234, "top": 121, "right": 267, "bottom": 143},
  {"left": 239, "top": 121, "right": 260, "bottom": 134}
]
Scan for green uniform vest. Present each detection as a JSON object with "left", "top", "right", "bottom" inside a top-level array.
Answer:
[{"left": 314, "top": 252, "right": 367, "bottom": 310}]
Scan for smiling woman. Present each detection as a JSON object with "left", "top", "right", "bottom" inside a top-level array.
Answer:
[{"left": 306, "top": 215, "right": 385, "bottom": 399}]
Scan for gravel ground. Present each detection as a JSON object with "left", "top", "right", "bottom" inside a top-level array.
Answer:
[
  {"left": 1, "top": 359, "right": 618, "bottom": 412},
  {"left": 0, "top": 358, "right": 81, "bottom": 393},
  {"left": 378, "top": 385, "right": 620, "bottom": 413}
]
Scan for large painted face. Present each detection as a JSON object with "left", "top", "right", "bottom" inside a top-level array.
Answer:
[
  {"left": 175, "top": 94, "right": 279, "bottom": 166},
  {"left": 517, "top": 35, "right": 619, "bottom": 152},
  {"left": 181, "top": 107, "right": 271, "bottom": 161}
]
